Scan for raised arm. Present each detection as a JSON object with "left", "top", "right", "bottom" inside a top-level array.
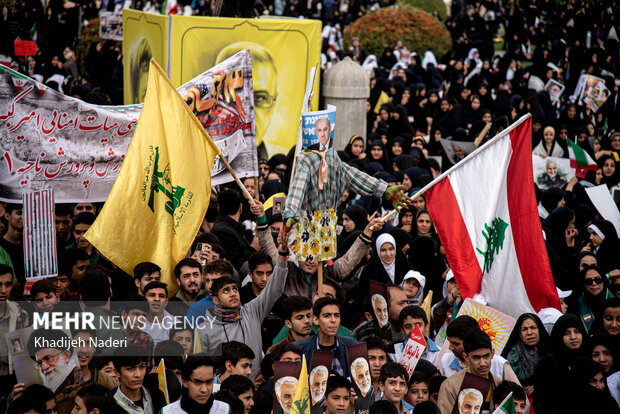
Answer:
[
  {"left": 251, "top": 200, "right": 278, "bottom": 265},
  {"left": 333, "top": 218, "right": 384, "bottom": 279}
]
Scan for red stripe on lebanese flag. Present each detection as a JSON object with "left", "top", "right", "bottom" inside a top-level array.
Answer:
[
  {"left": 426, "top": 177, "right": 482, "bottom": 299},
  {"left": 507, "top": 119, "right": 561, "bottom": 311}
]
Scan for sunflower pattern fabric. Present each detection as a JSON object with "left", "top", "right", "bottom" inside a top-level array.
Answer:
[{"left": 292, "top": 209, "right": 337, "bottom": 262}]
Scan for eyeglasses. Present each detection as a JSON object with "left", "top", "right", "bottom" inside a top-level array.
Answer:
[
  {"left": 254, "top": 91, "right": 277, "bottom": 109},
  {"left": 584, "top": 277, "right": 603, "bottom": 286},
  {"left": 188, "top": 377, "right": 214, "bottom": 387},
  {"left": 35, "top": 350, "right": 66, "bottom": 367}
]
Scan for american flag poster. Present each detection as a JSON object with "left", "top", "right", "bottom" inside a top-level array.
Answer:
[{"left": 22, "top": 189, "right": 57, "bottom": 280}]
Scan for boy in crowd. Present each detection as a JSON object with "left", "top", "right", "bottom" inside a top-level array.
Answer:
[
  {"left": 162, "top": 354, "right": 229, "bottom": 414},
  {"left": 221, "top": 375, "right": 255, "bottom": 414},
  {"left": 186, "top": 259, "right": 234, "bottom": 324},
  {"left": 240, "top": 252, "right": 273, "bottom": 304},
  {"left": 113, "top": 344, "right": 164, "bottom": 413},
  {"left": 213, "top": 341, "right": 255, "bottom": 392},
  {"left": 0, "top": 204, "right": 24, "bottom": 296},
  {"left": 73, "top": 383, "right": 117, "bottom": 413},
  {"left": 69, "top": 212, "right": 99, "bottom": 263},
  {"left": 296, "top": 297, "right": 358, "bottom": 377},
  {"left": 367, "top": 337, "right": 389, "bottom": 390},
  {"left": 198, "top": 240, "right": 288, "bottom": 379},
  {"left": 438, "top": 330, "right": 513, "bottom": 414},
  {"left": 120, "top": 294, "right": 155, "bottom": 363},
  {"left": 269, "top": 295, "right": 313, "bottom": 350},
  {"left": 441, "top": 315, "right": 518, "bottom": 381},
  {"left": 404, "top": 372, "right": 429, "bottom": 408},
  {"left": 133, "top": 262, "right": 161, "bottom": 295},
  {"left": 30, "top": 278, "right": 60, "bottom": 313},
  {"left": 492, "top": 381, "right": 527, "bottom": 414},
  {"left": 54, "top": 203, "right": 74, "bottom": 251},
  {"left": 141, "top": 281, "right": 173, "bottom": 344},
  {"left": 395, "top": 306, "right": 441, "bottom": 366},
  {"left": 324, "top": 376, "right": 353, "bottom": 414},
  {"left": 377, "top": 362, "right": 414, "bottom": 414}
]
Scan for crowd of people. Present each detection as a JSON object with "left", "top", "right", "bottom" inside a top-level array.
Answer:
[{"left": 1, "top": 0, "right": 620, "bottom": 413}]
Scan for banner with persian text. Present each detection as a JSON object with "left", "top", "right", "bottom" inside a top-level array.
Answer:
[{"left": 0, "top": 50, "right": 257, "bottom": 202}]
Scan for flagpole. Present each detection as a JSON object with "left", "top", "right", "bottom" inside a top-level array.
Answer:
[
  {"left": 218, "top": 155, "right": 256, "bottom": 206},
  {"left": 380, "top": 114, "right": 532, "bottom": 222}
]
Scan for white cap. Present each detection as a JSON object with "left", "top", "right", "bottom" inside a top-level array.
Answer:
[
  {"left": 401, "top": 270, "right": 426, "bottom": 291},
  {"left": 556, "top": 287, "right": 572, "bottom": 299},
  {"left": 538, "top": 307, "right": 563, "bottom": 326},
  {"left": 445, "top": 269, "right": 454, "bottom": 282}
]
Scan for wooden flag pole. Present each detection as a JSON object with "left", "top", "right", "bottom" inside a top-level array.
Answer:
[
  {"left": 317, "top": 262, "right": 324, "bottom": 297},
  {"left": 218, "top": 154, "right": 256, "bottom": 206}
]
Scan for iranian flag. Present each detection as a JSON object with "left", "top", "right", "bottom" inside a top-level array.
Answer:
[
  {"left": 492, "top": 392, "right": 516, "bottom": 414},
  {"left": 567, "top": 139, "right": 597, "bottom": 179},
  {"left": 421, "top": 115, "right": 560, "bottom": 317}
]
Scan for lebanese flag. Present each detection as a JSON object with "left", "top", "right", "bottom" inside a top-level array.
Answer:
[
  {"left": 424, "top": 115, "right": 560, "bottom": 317},
  {"left": 567, "top": 139, "right": 597, "bottom": 179}
]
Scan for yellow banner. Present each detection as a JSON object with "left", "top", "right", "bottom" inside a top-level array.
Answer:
[
  {"left": 170, "top": 16, "right": 321, "bottom": 157},
  {"left": 86, "top": 59, "right": 221, "bottom": 293},
  {"left": 123, "top": 9, "right": 168, "bottom": 104}
]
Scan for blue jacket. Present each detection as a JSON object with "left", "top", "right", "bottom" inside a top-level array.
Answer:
[{"left": 294, "top": 334, "right": 358, "bottom": 378}]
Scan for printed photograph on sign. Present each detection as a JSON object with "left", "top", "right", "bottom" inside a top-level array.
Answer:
[
  {"left": 309, "top": 351, "right": 333, "bottom": 413},
  {"left": 5, "top": 327, "right": 83, "bottom": 393},
  {"left": 533, "top": 155, "right": 574, "bottom": 190},
  {"left": 456, "top": 298, "right": 516, "bottom": 354},
  {"left": 579, "top": 75, "right": 610, "bottom": 112},
  {"left": 346, "top": 343, "right": 374, "bottom": 414},
  {"left": 450, "top": 373, "right": 493, "bottom": 414},
  {"left": 273, "top": 361, "right": 302, "bottom": 414},
  {"left": 301, "top": 105, "right": 336, "bottom": 151},
  {"left": 273, "top": 196, "right": 286, "bottom": 214},
  {"left": 99, "top": 11, "right": 124, "bottom": 41},
  {"left": 544, "top": 79, "right": 565, "bottom": 105},
  {"left": 440, "top": 139, "right": 477, "bottom": 165}
]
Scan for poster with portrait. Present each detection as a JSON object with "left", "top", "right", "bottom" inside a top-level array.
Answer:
[
  {"left": 346, "top": 343, "right": 374, "bottom": 414},
  {"left": 4, "top": 327, "right": 83, "bottom": 392},
  {"left": 451, "top": 374, "right": 493, "bottom": 414},
  {"left": 532, "top": 155, "right": 574, "bottom": 190},
  {"left": 579, "top": 75, "right": 610, "bottom": 112},
  {"left": 544, "top": 79, "right": 565, "bottom": 105},
  {"left": 440, "top": 139, "right": 477, "bottom": 165},
  {"left": 273, "top": 361, "right": 302, "bottom": 414},
  {"left": 122, "top": 9, "right": 168, "bottom": 105},
  {"left": 309, "top": 351, "right": 333, "bottom": 414},
  {"left": 369, "top": 281, "right": 394, "bottom": 352},
  {"left": 301, "top": 105, "right": 336, "bottom": 151},
  {"left": 99, "top": 11, "right": 123, "bottom": 41},
  {"left": 169, "top": 15, "right": 321, "bottom": 158}
]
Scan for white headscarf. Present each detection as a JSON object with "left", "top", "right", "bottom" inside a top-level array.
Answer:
[
  {"left": 401, "top": 270, "right": 426, "bottom": 305},
  {"left": 376, "top": 233, "right": 397, "bottom": 283}
]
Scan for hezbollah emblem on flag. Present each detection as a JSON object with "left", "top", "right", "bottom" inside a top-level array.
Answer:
[
  {"left": 476, "top": 217, "right": 508, "bottom": 273},
  {"left": 143, "top": 145, "right": 193, "bottom": 234}
]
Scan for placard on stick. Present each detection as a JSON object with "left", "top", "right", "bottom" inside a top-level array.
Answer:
[
  {"left": 22, "top": 189, "right": 57, "bottom": 283},
  {"left": 398, "top": 324, "right": 427, "bottom": 377}
]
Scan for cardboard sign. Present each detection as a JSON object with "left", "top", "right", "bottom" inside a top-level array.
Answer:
[
  {"left": 301, "top": 105, "right": 336, "bottom": 151},
  {"left": 346, "top": 343, "right": 374, "bottom": 414},
  {"left": 309, "top": 351, "right": 333, "bottom": 413},
  {"left": 22, "top": 189, "right": 57, "bottom": 280},
  {"left": 398, "top": 324, "right": 426, "bottom": 376},
  {"left": 585, "top": 184, "right": 620, "bottom": 235},
  {"left": 273, "top": 361, "right": 302, "bottom": 414},
  {"left": 14, "top": 40, "right": 36, "bottom": 57}
]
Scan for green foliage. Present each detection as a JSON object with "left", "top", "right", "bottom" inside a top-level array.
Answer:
[
  {"left": 343, "top": 5, "right": 452, "bottom": 59},
  {"left": 399, "top": 0, "right": 447, "bottom": 22}
]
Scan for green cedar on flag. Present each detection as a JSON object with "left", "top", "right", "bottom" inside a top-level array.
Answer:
[
  {"left": 567, "top": 139, "right": 597, "bottom": 178},
  {"left": 492, "top": 392, "right": 516, "bottom": 414}
]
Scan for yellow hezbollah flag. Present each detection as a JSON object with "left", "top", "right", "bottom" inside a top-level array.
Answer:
[
  {"left": 192, "top": 328, "right": 202, "bottom": 355},
  {"left": 291, "top": 355, "right": 310, "bottom": 414},
  {"left": 156, "top": 359, "right": 170, "bottom": 404},
  {"left": 85, "top": 59, "right": 221, "bottom": 294},
  {"left": 373, "top": 91, "right": 389, "bottom": 114},
  {"left": 421, "top": 291, "right": 433, "bottom": 337}
]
